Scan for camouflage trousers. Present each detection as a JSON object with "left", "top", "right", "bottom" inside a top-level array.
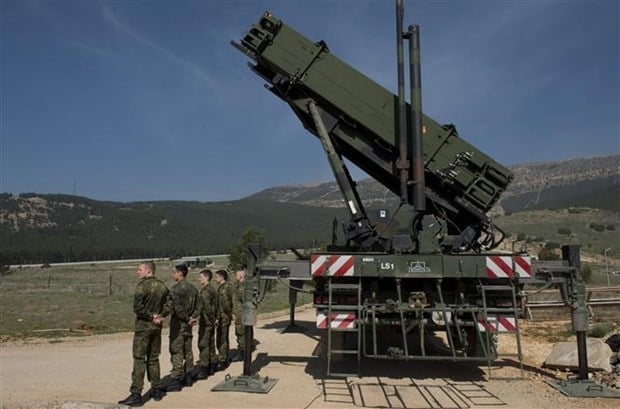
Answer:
[
  {"left": 197, "top": 324, "right": 216, "bottom": 367},
  {"left": 235, "top": 321, "right": 245, "bottom": 351},
  {"left": 130, "top": 329, "right": 163, "bottom": 393},
  {"left": 216, "top": 322, "right": 230, "bottom": 363},
  {"left": 169, "top": 323, "right": 194, "bottom": 380}
]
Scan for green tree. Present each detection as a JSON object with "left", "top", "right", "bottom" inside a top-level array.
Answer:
[{"left": 228, "top": 227, "right": 268, "bottom": 271}]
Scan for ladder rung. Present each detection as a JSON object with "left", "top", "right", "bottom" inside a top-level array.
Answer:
[
  {"left": 327, "top": 372, "right": 357, "bottom": 378},
  {"left": 481, "top": 285, "right": 515, "bottom": 291},
  {"left": 330, "top": 349, "right": 359, "bottom": 355},
  {"left": 329, "top": 284, "right": 361, "bottom": 290},
  {"left": 327, "top": 305, "right": 360, "bottom": 311},
  {"left": 329, "top": 327, "right": 359, "bottom": 332}
]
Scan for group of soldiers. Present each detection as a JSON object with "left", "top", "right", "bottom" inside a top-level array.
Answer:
[{"left": 118, "top": 260, "right": 247, "bottom": 407}]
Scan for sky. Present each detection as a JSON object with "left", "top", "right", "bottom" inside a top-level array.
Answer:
[{"left": 1, "top": 0, "right": 618, "bottom": 202}]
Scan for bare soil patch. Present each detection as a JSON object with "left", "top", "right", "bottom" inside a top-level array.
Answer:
[{"left": 1, "top": 310, "right": 619, "bottom": 409}]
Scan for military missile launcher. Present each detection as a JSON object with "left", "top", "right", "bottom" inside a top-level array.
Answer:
[{"left": 230, "top": 4, "right": 590, "bottom": 383}]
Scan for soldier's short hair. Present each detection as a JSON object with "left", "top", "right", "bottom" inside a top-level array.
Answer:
[
  {"left": 141, "top": 260, "right": 156, "bottom": 274},
  {"left": 175, "top": 264, "right": 189, "bottom": 277},
  {"left": 199, "top": 269, "right": 213, "bottom": 280},
  {"left": 215, "top": 269, "right": 228, "bottom": 281}
]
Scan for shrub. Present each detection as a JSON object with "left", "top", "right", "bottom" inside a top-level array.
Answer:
[
  {"left": 538, "top": 248, "right": 560, "bottom": 260},
  {"left": 516, "top": 233, "right": 526, "bottom": 241},
  {"left": 589, "top": 222, "right": 605, "bottom": 232},
  {"left": 544, "top": 242, "right": 560, "bottom": 250},
  {"left": 588, "top": 322, "right": 616, "bottom": 338},
  {"left": 606, "top": 224, "right": 616, "bottom": 231},
  {"left": 557, "top": 227, "right": 572, "bottom": 235}
]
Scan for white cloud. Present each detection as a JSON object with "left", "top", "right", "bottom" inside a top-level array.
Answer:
[{"left": 101, "top": 4, "right": 217, "bottom": 90}]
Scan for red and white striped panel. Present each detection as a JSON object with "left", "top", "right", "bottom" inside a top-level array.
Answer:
[
  {"left": 477, "top": 315, "right": 517, "bottom": 333},
  {"left": 310, "top": 255, "right": 355, "bottom": 277},
  {"left": 486, "top": 255, "right": 531, "bottom": 279},
  {"left": 316, "top": 312, "right": 356, "bottom": 329}
]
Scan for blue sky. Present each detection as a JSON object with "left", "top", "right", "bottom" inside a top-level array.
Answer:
[{"left": 1, "top": 0, "right": 618, "bottom": 202}]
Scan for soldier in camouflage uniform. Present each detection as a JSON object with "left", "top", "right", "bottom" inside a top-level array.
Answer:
[
  {"left": 214, "top": 269, "right": 233, "bottom": 371},
  {"left": 118, "top": 261, "right": 169, "bottom": 407},
  {"left": 163, "top": 264, "right": 200, "bottom": 391},
  {"left": 192, "top": 269, "right": 218, "bottom": 380},
  {"left": 230, "top": 269, "right": 246, "bottom": 362}
]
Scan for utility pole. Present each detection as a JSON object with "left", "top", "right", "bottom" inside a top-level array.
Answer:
[{"left": 604, "top": 248, "right": 612, "bottom": 287}]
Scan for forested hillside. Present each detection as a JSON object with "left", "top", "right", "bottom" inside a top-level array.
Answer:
[
  {"left": 0, "top": 193, "right": 346, "bottom": 264},
  {"left": 1, "top": 155, "right": 618, "bottom": 265}
]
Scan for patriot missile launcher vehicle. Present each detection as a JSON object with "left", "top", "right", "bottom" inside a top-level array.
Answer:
[{"left": 224, "top": 3, "right": 597, "bottom": 397}]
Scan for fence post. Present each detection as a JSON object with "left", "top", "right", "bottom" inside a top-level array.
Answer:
[
  {"left": 109, "top": 275, "right": 112, "bottom": 296},
  {"left": 47, "top": 274, "right": 51, "bottom": 290}
]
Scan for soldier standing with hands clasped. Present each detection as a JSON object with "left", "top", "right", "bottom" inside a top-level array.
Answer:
[
  {"left": 214, "top": 269, "right": 233, "bottom": 371},
  {"left": 231, "top": 269, "right": 246, "bottom": 362},
  {"left": 118, "top": 261, "right": 169, "bottom": 407},
  {"left": 191, "top": 269, "right": 218, "bottom": 380},
  {"left": 164, "top": 264, "right": 200, "bottom": 392}
]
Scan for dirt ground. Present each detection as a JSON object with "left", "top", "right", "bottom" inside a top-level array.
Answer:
[{"left": 1, "top": 308, "right": 618, "bottom": 409}]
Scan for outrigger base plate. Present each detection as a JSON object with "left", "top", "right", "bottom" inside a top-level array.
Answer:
[
  {"left": 211, "top": 373, "right": 278, "bottom": 394},
  {"left": 546, "top": 378, "right": 620, "bottom": 398}
]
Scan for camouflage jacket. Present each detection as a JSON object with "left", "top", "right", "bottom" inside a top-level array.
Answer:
[
  {"left": 217, "top": 281, "right": 233, "bottom": 325},
  {"left": 233, "top": 281, "right": 245, "bottom": 321},
  {"left": 133, "top": 276, "right": 169, "bottom": 332},
  {"left": 198, "top": 283, "right": 218, "bottom": 327},
  {"left": 165, "top": 278, "right": 200, "bottom": 333}
]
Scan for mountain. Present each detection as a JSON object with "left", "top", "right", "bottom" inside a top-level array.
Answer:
[
  {"left": 248, "top": 155, "right": 620, "bottom": 212},
  {"left": 0, "top": 193, "right": 346, "bottom": 264},
  {"left": 1, "top": 155, "right": 618, "bottom": 265}
]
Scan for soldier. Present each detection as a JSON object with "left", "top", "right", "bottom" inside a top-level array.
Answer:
[
  {"left": 118, "top": 261, "right": 169, "bottom": 407},
  {"left": 214, "top": 269, "right": 233, "bottom": 371},
  {"left": 164, "top": 264, "right": 200, "bottom": 391},
  {"left": 192, "top": 269, "right": 218, "bottom": 380},
  {"left": 230, "top": 269, "right": 246, "bottom": 362}
]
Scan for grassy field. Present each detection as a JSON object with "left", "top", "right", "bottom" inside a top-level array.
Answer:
[
  {"left": 494, "top": 208, "right": 619, "bottom": 256},
  {"left": 2, "top": 207, "right": 619, "bottom": 342},
  {"left": 0, "top": 256, "right": 312, "bottom": 341}
]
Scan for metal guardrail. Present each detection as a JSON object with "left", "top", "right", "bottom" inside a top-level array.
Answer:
[{"left": 523, "top": 286, "right": 620, "bottom": 320}]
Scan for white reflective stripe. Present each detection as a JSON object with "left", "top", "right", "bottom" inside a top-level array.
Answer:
[
  {"left": 478, "top": 316, "right": 516, "bottom": 332},
  {"left": 327, "top": 255, "right": 353, "bottom": 276},
  {"left": 486, "top": 256, "right": 512, "bottom": 277},
  {"left": 513, "top": 256, "right": 532, "bottom": 277},
  {"left": 316, "top": 312, "right": 356, "bottom": 328},
  {"left": 311, "top": 255, "right": 327, "bottom": 275}
]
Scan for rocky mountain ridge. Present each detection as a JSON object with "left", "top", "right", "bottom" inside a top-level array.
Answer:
[{"left": 249, "top": 154, "right": 620, "bottom": 210}]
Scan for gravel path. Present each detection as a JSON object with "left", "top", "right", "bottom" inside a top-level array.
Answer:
[{"left": 1, "top": 309, "right": 618, "bottom": 409}]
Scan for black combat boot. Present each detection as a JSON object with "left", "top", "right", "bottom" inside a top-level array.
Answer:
[
  {"left": 166, "top": 378, "right": 183, "bottom": 392},
  {"left": 208, "top": 362, "right": 216, "bottom": 376},
  {"left": 118, "top": 392, "right": 143, "bottom": 406},
  {"left": 214, "top": 360, "right": 229, "bottom": 372},
  {"left": 151, "top": 387, "right": 166, "bottom": 401},
  {"left": 182, "top": 372, "right": 194, "bottom": 387},
  {"left": 193, "top": 366, "right": 209, "bottom": 381},
  {"left": 231, "top": 350, "right": 245, "bottom": 362}
]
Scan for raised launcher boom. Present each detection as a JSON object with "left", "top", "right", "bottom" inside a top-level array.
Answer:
[{"left": 233, "top": 12, "right": 513, "bottom": 253}]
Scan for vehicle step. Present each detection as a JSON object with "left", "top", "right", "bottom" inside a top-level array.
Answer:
[
  {"left": 329, "top": 284, "right": 362, "bottom": 290},
  {"left": 326, "top": 305, "right": 361, "bottom": 311},
  {"left": 327, "top": 372, "right": 359, "bottom": 378},
  {"left": 329, "top": 350, "right": 360, "bottom": 355}
]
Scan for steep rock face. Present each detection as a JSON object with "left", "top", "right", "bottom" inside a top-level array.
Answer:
[
  {"left": 507, "top": 155, "right": 619, "bottom": 197},
  {"left": 247, "top": 155, "right": 620, "bottom": 211}
]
